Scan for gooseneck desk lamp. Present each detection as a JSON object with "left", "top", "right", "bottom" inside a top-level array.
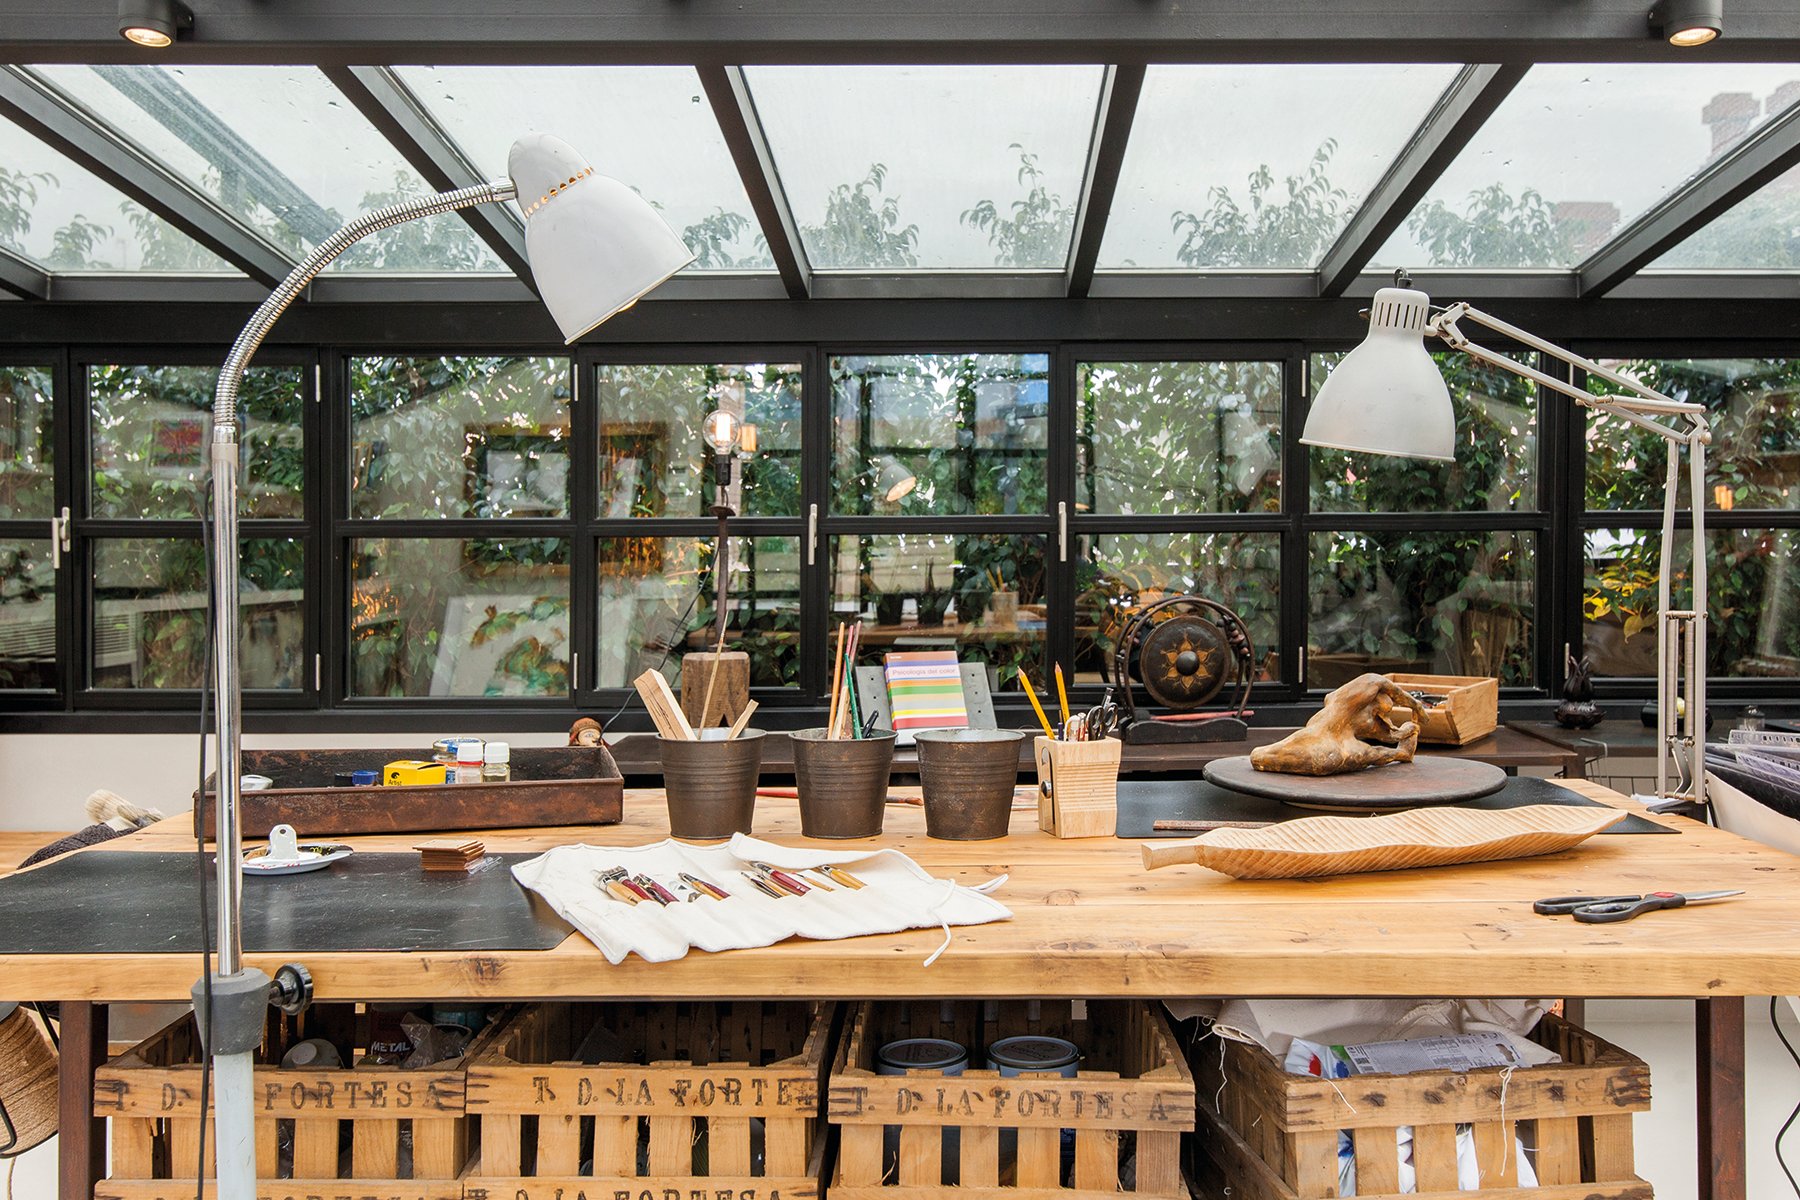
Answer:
[
  {"left": 1303, "top": 272, "right": 1711, "bottom": 811},
  {"left": 204, "top": 133, "right": 693, "bottom": 1198}
]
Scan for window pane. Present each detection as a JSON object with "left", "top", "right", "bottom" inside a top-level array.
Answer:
[
  {"left": 1309, "top": 351, "right": 1537, "bottom": 513},
  {"left": 597, "top": 534, "right": 801, "bottom": 690},
  {"left": 0, "top": 540, "right": 56, "bottom": 690},
  {"left": 595, "top": 362, "right": 802, "bottom": 518},
  {"left": 1587, "top": 358, "right": 1800, "bottom": 511},
  {"left": 90, "top": 364, "right": 304, "bottom": 520},
  {"left": 350, "top": 356, "right": 570, "bottom": 519},
  {"left": 1077, "top": 360, "right": 1281, "bottom": 514},
  {"left": 1309, "top": 530, "right": 1534, "bottom": 686},
  {"left": 1099, "top": 65, "right": 1460, "bottom": 269},
  {"left": 0, "top": 366, "right": 55, "bottom": 519},
  {"left": 33, "top": 65, "right": 505, "bottom": 274},
  {"left": 1586, "top": 526, "right": 1800, "bottom": 679},
  {"left": 1374, "top": 65, "right": 1800, "bottom": 270},
  {"left": 1650, "top": 160, "right": 1800, "bottom": 270},
  {"left": 93, "top": 537, "right": 303, "bottom": 689},
  {"left": 0, "top": 112, "right": 232, "bottom": 272},
  {"left": 831, "top": 532, "right": 1046, "bottom": 691},
  {"left": 350, "top": 537, "right": 570, "bottom": 697},
  {"left": 1075, "top": 531, "right": 1281, "bottom": 685},
  {"left": 832, "top": 353, "right": 1048, "bottom": 516},
  {"left": 394, "top": 66, "right": 772, "bottom": 272},
  {"left": 743, "top": 65, "right": 1104, "bottom": 270}
]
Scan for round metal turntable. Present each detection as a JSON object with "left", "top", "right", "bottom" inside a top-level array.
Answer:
[{"left": 1202, "top": 755, "right": 1507, "bottom": 813}]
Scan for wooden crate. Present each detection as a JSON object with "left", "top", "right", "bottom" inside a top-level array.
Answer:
[
  {"left": 92, "top": 1004, "right": 486, "bottom": 1200},
  {"left": 1190, "top": 1013, "right": 1652, "bottom": 1200},
  {"left": 465, "top": 1000, "right": 830, "bottom": 1200},
  {"left": 829, "top": 999, "right": 1194, "bottom": 1199},
  {"left": 1034, "top": 736, "right": 1121, "bottom": 838},
  {"left": 1385, "top": 673, "right": 1500, "bottom": 745}
]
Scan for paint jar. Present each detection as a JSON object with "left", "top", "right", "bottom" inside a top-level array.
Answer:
[
  {"left": 988, "top": 1035, "right": 1081, "bottom": 1183},
  {"left": 878, "top": 1037, "right": 968, "bottom": 1185},
  {"left": 456, "top": 740, "right": 485, "bottom": 784},
  {"left": 350, "top": 770, "right": 379, "bottom": 787},
  {"left": 483, "top": 741, "right": 511, "bottom": 782}
]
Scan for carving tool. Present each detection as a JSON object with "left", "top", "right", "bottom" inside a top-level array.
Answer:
[
  {"left": 820, "top": 864, "right": 866, "bottom": 890},
  {"left": 1019, "top": 670, "right": 1056, "bottom": 740},
  {"left": 634, "top": 874, "right": 680, "bottom": 906},
  {"left": 595, "top": 868, "right": 641, "bottom": 905},
  {"left": 752, "top": 861, "right": 811, "bottom": 896},
  {"left": 799, "top": 868, "right": 837, "bottom": 891},
  {"left": 679, "top": 871, "right": 730, "bottom": 900},
  {"left": 741, "top": 870, "right": 785, "bottom": 898},
  {"left": 1054, "top": 663, "right": 1071, "bottom": 736}
]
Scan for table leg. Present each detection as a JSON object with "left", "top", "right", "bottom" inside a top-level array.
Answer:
[
  {"left": 57, "top": 1002, "right": 107, "bottom": 1200},
  {"left": 1696, "top": 997, "right": 1746, "bottom": 1200}
]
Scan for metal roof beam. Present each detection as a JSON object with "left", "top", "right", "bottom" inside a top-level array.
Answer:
[
  {"left": 696, "top": 65, "right": 811, "bottom": 300},
  {"left": 1065, "top": 64, "right": 1144, "bottom": 299},
  {"left": 320, "top": 65, "right": 536, "bottom": 290},
  {"left": 0, "top": 247, "right": 49, "bottom": 300},
  {"left": 1317, "top": 63, "right": 1528, "bottom": 296},
  {"left": 0, "top": 67, "right": 292, "bottom": 287},
  {"left": 1578, "top": 100, "right": 1800, "bottom": 297}
]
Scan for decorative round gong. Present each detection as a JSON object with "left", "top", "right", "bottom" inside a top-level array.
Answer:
[{"left": 1140, "top": 614, "right": 1230, "bottom": 709}]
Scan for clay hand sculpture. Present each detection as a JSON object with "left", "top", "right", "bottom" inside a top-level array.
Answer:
[{"left": 1249, "top": 672, "right": 1420, "bottom": 776}]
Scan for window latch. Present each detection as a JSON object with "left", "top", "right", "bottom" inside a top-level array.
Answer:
[
  {"left": 1057, "top": 502, "right": 1068, "bottom": 563},
  {"left": 807, "top": 503, "right": 819, "bottom": 566},
  {"left": 49, "top": 506, "right": 70, "bottom": 569}
]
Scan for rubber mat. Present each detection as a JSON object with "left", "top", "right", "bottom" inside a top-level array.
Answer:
[
  {"left": 1117, "top": 774, "right": 1674, "bottom": 838},
  {"left": 0, "top": 851, "right": 572, "bottom": 954}
]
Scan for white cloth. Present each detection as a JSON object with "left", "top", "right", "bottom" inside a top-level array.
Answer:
[
  {"left": 1170, "top": 997, "right": 1560, "bottom": 1068},
  {"left": 512, "top": 834, "right": 1011, "bottom": 964}
]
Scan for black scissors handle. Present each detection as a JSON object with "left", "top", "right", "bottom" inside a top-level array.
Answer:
[
  {"left": 1533, "top": 894, "right": 1639, "bottom": 915},
  {"left": 1572, "top": 891, "right": 1689, "bottom": 924}
]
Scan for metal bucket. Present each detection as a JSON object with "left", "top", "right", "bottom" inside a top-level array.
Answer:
[
  {"left": 660, "top": 730, "right": 765, "bottom": 840},
  {"left": 793, "top": 728, "right": 896, "bottom": 838},
  {"left": 914, "top": 728, "right": 1027, "bottom": 840}
]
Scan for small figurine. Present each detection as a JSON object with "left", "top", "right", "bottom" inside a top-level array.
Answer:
[{"left": 1555, "top": 651, "right": 1604, "bottom": 730}]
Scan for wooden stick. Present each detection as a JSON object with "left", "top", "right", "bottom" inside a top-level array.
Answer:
[
  {"left": 826, "top": 621, "right": 846, "bottom": 739},
  {"left": 634, "top": 669, "right": 695, "bottom": 740},
  {"left": 837, "top": 622, "right": 861, "bottom": 738},
  {"left": 1151, "top": 819, "right": 1276, "bottom": 832},
  {"left": 727, "top": 699, "right": 758, "bottom": 740},
  {"left": 695, "top": 619, "right": 730, "bottom": 730}
]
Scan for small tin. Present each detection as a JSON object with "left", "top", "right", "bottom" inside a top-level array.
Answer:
[
  {"left": 333, "top": 772, "right": 356, "bottom": 787},
  {"left": 350, "top": 769, "right": 379, "bottom": 786},
  {"left": 877, "top": 1038, "right": 969, "bottom": 1075},
  {"left": 987, "top": 1035, "right": 1080, "bottom": 1075}
]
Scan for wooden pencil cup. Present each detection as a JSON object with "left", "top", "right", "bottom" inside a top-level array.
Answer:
[{"left": 1035, "top": 734, "right": 1121, "bottom": 838}]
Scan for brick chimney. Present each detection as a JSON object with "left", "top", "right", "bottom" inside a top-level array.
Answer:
[
  {"left": 1554, "top": 201, "right": 1622, "bottom": 257},
  {"left": 1703, "top": 92, "right": 1762, "bottom": 156}
]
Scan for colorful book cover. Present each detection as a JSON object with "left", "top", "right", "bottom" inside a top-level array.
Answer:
[{"left": 885, "top": 650, "right": 968, "bottom": 733}]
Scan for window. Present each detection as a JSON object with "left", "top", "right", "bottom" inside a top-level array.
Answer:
[{"left": 0, "top": 365, "right": 58, "bottom": 694}]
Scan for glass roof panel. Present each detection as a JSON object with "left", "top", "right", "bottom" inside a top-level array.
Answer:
[
  {"left": 742, "top": 65, "right": 1105, "bottom": 270},
  {"left": 1098, "top": 65, "right": 1461, "bottom": 270},
  {"left": 31, "top": 64, "right": 506, "bottom": 274},
  {"left": 395, "top": 65, "right": 771, "bottom": 272},
  {"left": 0, "top": 112, "right": 232, "bottom": 272},
  {"left": 1373, "top": 65, "right": 1800, "bottom": 271},
  {"left": 1647, "top": 160, "right": 1800, "bottom": 270}
]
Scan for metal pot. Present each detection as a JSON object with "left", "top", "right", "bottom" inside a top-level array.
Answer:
[
  {"left": 659, "top": 730, "right": 764, "bottom": 840},
  {"left": 793, "top": 728, "right": 896, "bottom": 838},
  {"left": 914, "top": 728, "right": 1027, "bottom": 840}
]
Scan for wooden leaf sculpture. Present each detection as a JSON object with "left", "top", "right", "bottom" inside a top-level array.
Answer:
[{"left": 1249, "top": 672, "right": 1420, "bottom": 776}]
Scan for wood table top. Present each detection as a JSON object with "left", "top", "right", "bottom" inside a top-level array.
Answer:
[{"left": 2, "top": 780, "right": 1796, "bottom": 1003}]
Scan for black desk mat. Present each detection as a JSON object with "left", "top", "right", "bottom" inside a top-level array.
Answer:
[
  {"left": 0, "top": 851, "right": 572, "bottom": 955},
  {"left": 1117, "top": 774, "right": 1672, "bottom": 838}
]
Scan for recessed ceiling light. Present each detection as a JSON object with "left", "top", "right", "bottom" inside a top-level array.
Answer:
[
  {"left": 1649, "top": 0, "right": 1723, "bottom": 46},
  {"left": 118, "top": 0, "right": 193, "bottom": 48}
]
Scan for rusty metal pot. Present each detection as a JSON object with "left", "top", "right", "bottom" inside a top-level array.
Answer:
[
  {"left": 793, "top": 728, "right": 896, "bottom": 839},
  {"left": 660, "top": 730, "right": 764, "bottom": 840},
  {"left": 914, "top": 728, "right": 1027, "bottom": 840}
]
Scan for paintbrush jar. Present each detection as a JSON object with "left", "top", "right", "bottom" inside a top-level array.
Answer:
[
  {"left": 792, "top": 727, "right": 896, "bottom": 838},
  {"left": 660, "top": 729, "right": 764, "bottom": 839},
  {"left": 914, "top": 728, "right": 1027, "bottom": 840}
]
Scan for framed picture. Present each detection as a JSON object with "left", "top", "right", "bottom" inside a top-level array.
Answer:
[{"left": 468, "top": 426, "right": 570, "bottom": 518}]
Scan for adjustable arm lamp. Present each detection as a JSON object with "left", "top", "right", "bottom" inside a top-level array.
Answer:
[
  {"left": 1302, "top": 275, "right": 1711, "bottom": 811},
  {"left": 204, "top": 134, "right": 693, "bottom": 1199}
]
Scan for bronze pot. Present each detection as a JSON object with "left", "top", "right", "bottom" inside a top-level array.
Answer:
[
  {"left": 914, "top": 728, "right": 1027, "bottom": 840},
  {"left": 660, "top": 731, "right": 764, "bottom": 840},
  {"left": 793, "top": 728, "right": 896, "bottom": 839}
]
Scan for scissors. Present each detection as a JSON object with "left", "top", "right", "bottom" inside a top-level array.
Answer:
[
  {"left": 1533, "top": 890, "right": 1744, "bottom": 923},
  {"left": 1084, "top": 689, "right": 1120, "bottom": 739}
]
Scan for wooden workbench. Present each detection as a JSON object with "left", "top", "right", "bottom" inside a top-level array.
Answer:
[{"left": 3, "top": 780, "right": 1784, "bottom": 1200}]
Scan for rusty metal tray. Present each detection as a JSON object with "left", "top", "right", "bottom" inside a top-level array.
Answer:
[{"left": 194, "top": 744, "right": 624, "bottom": 838}]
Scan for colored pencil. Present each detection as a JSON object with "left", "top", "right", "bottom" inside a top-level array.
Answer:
[
  {"left": 826, "top": 621, "right": 846, "bottom": 739},
  {"left": 1054, "top": 663, "right": 1071, "bottom": 734},
  {"left": 1019, "top": 670, "right": 1056, "bottom": 739}
]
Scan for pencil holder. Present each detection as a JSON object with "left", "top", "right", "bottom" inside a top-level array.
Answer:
[
  {"left": 793, "top": 727, "right": 896, "bottom": 838},
  {"left": 1034, "top": 734, "right": 1121, "bottom": 838},
  {"left": 660, "top": 730, "right": 764, "bottom": 840}
]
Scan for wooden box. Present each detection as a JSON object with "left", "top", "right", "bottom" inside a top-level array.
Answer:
[
  {"left": 1190, "top": 1013, "right": 1652, "bottom": 1200},
  {"left": 195, "top": 744, "right": 624, "bottom": 838},
  {"left": 1385, "top": 673, "right": 1500, "bottom": 745},
  {"left": 829, "top": 999, "right": 1194, "bottom": 1198},
  {"left": 1034, "top": 735, "right": 1121, "bottom": 838},
  {"left": 465, "top": 1000, "right": 830, "bottom": 1200},
  {"left": 92, "top": 1004, "right": 488, "bottom": 1200}
]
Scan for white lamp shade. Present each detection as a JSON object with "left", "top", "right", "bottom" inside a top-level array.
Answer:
[
  {"left": 508, "top": 133, "right": 695, "bottom": 344},
  {"left": 1301, "top": 286, "right": 1456, "bottom": 461}
]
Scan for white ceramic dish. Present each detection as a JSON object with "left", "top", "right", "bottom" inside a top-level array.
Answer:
[{"left": 240, "top": 844, "right": 353, "bottom": 876}]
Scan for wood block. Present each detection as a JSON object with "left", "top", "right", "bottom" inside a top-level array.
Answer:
[
  {"left": 681, "top": 651, "right": 751, "bottom": 730},
  {"left": 635, "top": 669, "right": 695, "bottom": 740}
]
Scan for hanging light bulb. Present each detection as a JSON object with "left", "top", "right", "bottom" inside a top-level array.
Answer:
[{"left": 702, "top": 409, "right": 741, "bottom": 457}]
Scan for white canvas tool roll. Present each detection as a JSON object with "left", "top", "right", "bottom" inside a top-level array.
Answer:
[{"left": 512, "top": 834, "right": 1011, "bottom": 964}]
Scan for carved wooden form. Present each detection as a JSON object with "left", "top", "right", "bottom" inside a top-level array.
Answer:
[{"left": 1249, "top": 672, "right": 1420, "bottom": 776}]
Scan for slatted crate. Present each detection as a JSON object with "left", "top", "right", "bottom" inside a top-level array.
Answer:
[
  {"left": 828, "top": 999, "right": 1194, "bottom": 1199},
  {"left": 464, "top": 1000, "right": 830, "bottom": 1200},
  {"left": 1190, "top": 1012, "right": 1653, "bottom": 1200},
  {"left": 92, "top": 1004, "right": 483, "bottom": 1200}
]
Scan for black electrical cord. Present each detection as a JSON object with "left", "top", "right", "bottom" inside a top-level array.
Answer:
[
  {"left": 194, "top": 488, "right": 217, "bottom": 1200},
  {"left": 604, "top": 585, "right": 703, "bottom": 731},
  {"left": 1772, "top": 996, "right": 1800, "bottom": 1197}
]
